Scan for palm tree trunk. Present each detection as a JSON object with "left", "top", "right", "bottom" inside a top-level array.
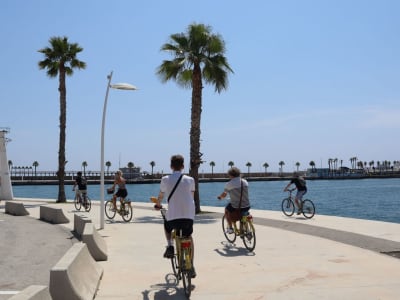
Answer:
[
  {"left": 189, "top": 64, "right": 202, "bottom": 214},
  {"left": 57, "top": 68, "right": 67, "bottom": 202}
]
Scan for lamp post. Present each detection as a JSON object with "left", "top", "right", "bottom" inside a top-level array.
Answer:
[{"left": 100, "top": 71, "right": 137, "bottom": 229}]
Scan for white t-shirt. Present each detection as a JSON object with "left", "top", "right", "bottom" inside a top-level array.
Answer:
[
  {"left": 160, "top": 171, "right": 195, "bottom": 221},
  {"left": 224, "top": 177, "right": 250, "bottom": 208}
]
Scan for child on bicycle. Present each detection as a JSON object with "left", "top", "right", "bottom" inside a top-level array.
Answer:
[
  {"left": 217, "top": 167, "right": 251, "bottom": 234},
  {"left": 284, "top": 172, "right": 307, "bottom": 214},
  {"left": 73, "top": 171, "right": 88, "bottom": 206},
  {"left": 110, "top": 170, "right": 128, "bottom": 211}
]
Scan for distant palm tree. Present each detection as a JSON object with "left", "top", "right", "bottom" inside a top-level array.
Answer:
[
  {"left": 228, "top": 161, "right": 235, "bottom": 169},
  {"left": 209, "top": 161, "right": 215, "bottom": 176},
  {"left": 127, "top": 162, "right": 134, "bottom": 179},
  {"left": 32, "top": 161, "right": 39, "bottom": 177},
  {"left": 8, "top": 160, "right": 13, "bottom": 171},
  {"left": 82, "top": 161, "right": 88, "bottom": 175},
  {"left": 150, "top": 161, "right": 156, "bottom": 176},
  {"left": 38, "top": 36, "right": 86, "bottom": 203},
  {"left": 246, "top": 162, "right": 252, "bottom": 176},
  {"left": 263, "top": 162, "right": 269, "bottom": 173},
  {"left": 105, "top": 161, "right": 112, "bottom": 174},
  {"left": 157, "top": 23, "right": 233, "bottom": 214},
  {"left": 279, "top": 161, "right": 285, "bottom": 173},
  {"left": 309, "top": 161, "right": 315, "bottom": 172},
  {"left": 295, "top": 162, "right": 300, "bottom": 172}
]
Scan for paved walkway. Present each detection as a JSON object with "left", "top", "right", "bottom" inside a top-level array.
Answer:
[{"left": 1, "top": 198, "right": 400, "bottom": 299}]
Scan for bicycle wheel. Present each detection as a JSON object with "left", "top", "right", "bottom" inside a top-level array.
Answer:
[
  {"left": 222, "top": 215, "right": 236, "bottom": 243},
  {"left": 281, "top": 198, "right": 295, "bottom": 216},
  {"left": 104, "top": 200, "right": 116, "bottom": 219},
  {"left": 302, "top": 199, "right": 315, "bottom": 219},
  {"left": 180, "top": 248, "right": 192, "bottom": 298},
  {"left": 74, "top": 196, "right": 81, "bottom": 211},
  {"left": 121, "top": 202, "right": 133, "bottom": 222},
  {"left": 171, "top": 253, "right": 179, "bottom": 279},
  {"left": 84, "top": 196, "right": 91, "bottom": 212},
  {"left": 242, "top": 220, "right": 256, "bottom": 252}
]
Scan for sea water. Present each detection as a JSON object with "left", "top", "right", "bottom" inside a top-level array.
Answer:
[{"left": 10, "top": 178, "right": 400, "bottom": 224}]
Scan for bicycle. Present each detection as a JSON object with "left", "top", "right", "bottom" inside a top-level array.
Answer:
[
  {"left": 281, "top": 188, "right": 315, "bottom": 219},
  {"left": 73, "top": 190, "right": 91, "bottom": 212},
  {"left": 157, "top": 205, "right": 194, "bottom": 298},
  {"left": 222, "top": 211, "right": 256, "bottom": 252},
  {"left": 104, "top": 197, "right": 133, "bottom": 222}
]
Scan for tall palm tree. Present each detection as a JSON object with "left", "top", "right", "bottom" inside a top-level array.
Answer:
[
  {"left": 263, "top": 162, "right": 269, "bottom": 173},
  {"left": 150, "top": 161, "right": 156, "bottom": 176},
  {"left": 82, "top": 161, "right": 88, "bottom": 175},
  {"left": 246, "top": 162, "right": 252, "bottom": 177},
  {"left": 228, "top": 161, "right": 235, "bottom": 169},
  {"left": 157, "top": 23, "right": 233, "bottom": 214},
  {"left": 38, "top": 36, "right": 86, "bottom": 202},
  {"left": 209, "top": 161, "right": 215, "bottom": 176},
  {"left": 105, "top": 161, "right": 111, "bottom": 174},
  {"left": 32, "top": 161, "right": 39, "bottom": 177}
]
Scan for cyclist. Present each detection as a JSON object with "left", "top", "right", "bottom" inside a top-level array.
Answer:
[
  {"left": 154, "top": 154, "right": 196, "bottom": 278},
  {"left": 217, "top": 167, "right": 250, "bottom": 234},
  {"left": 284, "top": 173, "right": 307, "bottom": 214},
  {"left": 110, "top": 170, "right": 128, "bottom": 211},
  {"left": 73, "top": 171, "right": 88, "bottom": 208}
]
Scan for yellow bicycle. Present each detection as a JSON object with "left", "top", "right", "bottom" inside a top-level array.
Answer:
[{"left": 222, "top": 211, "right": 256, "bottom": 252}]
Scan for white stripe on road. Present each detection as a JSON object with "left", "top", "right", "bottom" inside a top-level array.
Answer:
[{"left": 0, "top": 291, "right": 19, "bottom": 295}]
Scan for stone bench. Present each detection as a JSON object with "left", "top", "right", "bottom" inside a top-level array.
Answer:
[
  {"left": 8, "top": 285, "right": 51, "bottom": 300},
  {"left": 40, "top": 205, "right": 69, "bottom": 224},
  {"left": 82, "top": 223, "right": 108, "bottom": 261},
  {"left": 5, "top": 201, "right": 29, "bottom": 216},
  {"left": 50, "top": 243, "right": 103, "bottom": 300},
  {"left": 73, "top": 213, "right": 92, "bottom": 238}
]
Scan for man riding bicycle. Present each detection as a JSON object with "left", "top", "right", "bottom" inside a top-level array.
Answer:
[
  {"left": 284, "top": 173, "right": 307, "bottom": 214},
  {"left": 154, "top": 154, "right": 196, "bottom": 278},
  {"left": 73, "top": 171, "right": 88, "bottom": 207}
]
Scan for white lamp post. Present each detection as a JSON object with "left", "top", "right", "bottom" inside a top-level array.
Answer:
[{"left": 100, "top": 71, "right": 137, "bottom": 229}]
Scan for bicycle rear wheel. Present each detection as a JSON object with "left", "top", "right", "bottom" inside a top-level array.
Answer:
[
  {"left": 281, "top": 198, "right": 295, "bottom": 216},
  {"left": 242, "top": 220, "right": 256, "bottom": 252},
  {"left": 302, "top": 199, "right": 315, "bottom": 219},
  {"left": 105, "top": 200, "right": 116, "bottom": 219},
  {"left": 180, "top": 248, "right": 192, "bottom": 298},
  {"left": 121, "top": 202, "right": 133, "bottom": 222},
  {"left": 84, "top": 196, "right": 91, "bottom": 212},
  {"left": 171, "top": 254, "right": 179, "bottom": 279},
  {"left": 222, "top": 215, "right": 236, "bottom": 243},
  {"left": 74, "top": 196, "right": 81, "bottom": 211}
]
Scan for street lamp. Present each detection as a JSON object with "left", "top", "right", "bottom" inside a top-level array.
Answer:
[{"left": 100, "top": 71, "right": 137, "bottom": 229}]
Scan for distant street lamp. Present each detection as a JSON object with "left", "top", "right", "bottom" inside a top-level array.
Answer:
[{"left": 100, "top": 71, "right": 137, "bottom": 229}]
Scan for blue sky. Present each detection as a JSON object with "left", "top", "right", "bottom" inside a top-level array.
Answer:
[{"left": 1, "top": 0, "right": 399, "bottom": 174}]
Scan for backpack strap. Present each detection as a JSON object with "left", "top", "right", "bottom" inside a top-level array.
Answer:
[{"left": 167, "top": 174, "right": 184, "bottom": 203}]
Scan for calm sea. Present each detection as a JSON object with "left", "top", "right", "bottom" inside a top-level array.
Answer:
[{"left": 11, "top": 178, "right": 400, "bottom": 224}]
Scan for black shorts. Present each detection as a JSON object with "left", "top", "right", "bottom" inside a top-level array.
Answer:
[
  {"left": 116, "top": 188, "right": 128, "bottom": 198},
  {"left": 164, "top": 219, "right": 193, "bottom": 237},
  {"left": 225, "top": 203, "right": 250, "bottom": 213}
]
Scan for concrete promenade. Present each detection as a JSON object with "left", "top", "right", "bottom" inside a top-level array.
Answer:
[{"left": 1, "top": 198, "right": 400, "bottom": 299}]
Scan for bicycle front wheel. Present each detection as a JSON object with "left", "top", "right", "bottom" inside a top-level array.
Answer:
[
  {"left": 121, "top": 202, "right": 133, "bottom": 222},
  {"left": 84, "top": 196, "right": 91, "bottom": 212},
  {"left": 242, "top": 220, "right": 256, "bottom": 252},
  {"left": 222, "top": 215, "right": 236, "bottom": 243},
  {"left": 180, "top": 249, "right": 192, "bottom": 298},
  {"left": 302, "top": 199, "right": 315, "bottom": 219},
  {"left": 74, "top": 196, "right": 81, "bottom": 211},
  {"left": 105, "top": 200, "right": 116, "bottom": 219},
  {"left": 281, "top": 198, "right": 295, "bottom": 216}
]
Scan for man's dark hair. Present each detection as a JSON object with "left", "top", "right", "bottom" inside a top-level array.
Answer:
[
  {"left": 228, "top": 167, "right": 241, "bottom": 177},
  {"left": 170, "top": 154, "right": 184, "bottom": 170}
]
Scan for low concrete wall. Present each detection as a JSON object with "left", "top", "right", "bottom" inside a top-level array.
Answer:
[
  {"left": 82, "top": 223, "right": 108, "bottom": 261},
  {"left": 49, "top": 243, "right": 103, "bottom": 300},
  {"left": 40, "top": 205, "right": 69, "bottom": 224},
  {"left": 5, "top": 201, "right": 29, "bottom": 216},
  {"left": 9, "top": 285, "right": 51, "bottom": 300},
  {"left": 73, "top": 213, "right": 92, "bottom": 238}
]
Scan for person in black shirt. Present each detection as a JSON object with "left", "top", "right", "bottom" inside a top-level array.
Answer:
[
  {"left": 73, "top": 171, "right": 88, "bottom": 206},
  {"left": 284, "top": 173, "right": 307, "bottom": 214}
]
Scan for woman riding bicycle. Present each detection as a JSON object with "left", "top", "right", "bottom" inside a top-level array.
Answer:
[
  {"left": 109, "top": 170, "right": 128, "bottom": 211},
  {"left": 283, "top": 173, "right": 307, "bottom": 215},
  {"left": 217, "top": 167, "right": 251, "bottom": 234}
]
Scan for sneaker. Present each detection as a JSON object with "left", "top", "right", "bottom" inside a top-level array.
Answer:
[
  {"left": 163, "top": 246, "right": 174, "bottom": 258},
  {"left": 190, "top": 267, "right": 197, "bottom": 278},
  {"left": 225, "top": 227, "right": 234, "bottom": 234}
]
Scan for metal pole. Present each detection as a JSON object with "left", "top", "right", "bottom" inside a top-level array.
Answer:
[{"left": 100, "top": 71, "right": 113, "bottom": 229}]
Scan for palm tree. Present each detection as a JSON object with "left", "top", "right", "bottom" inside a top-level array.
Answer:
[
  {"left": 309, "top": 161, "right": 315, "bottom": 172},
  {"left": 8, "top": 160, "right": 12, "bottom": 171},
  {"left": 105, "top": 161, "right": 111, "bottom": 174},
  {"left": 246, "top": 162, "right": 252, "bottom": 177},
  {"left": 38, "top": 36, "right": 86, "bottom": 202},
  {"left": 263, "top": 162, "right": 269, "bottom": 173},
  {"left": 32, "top": 161, "right": 39, "bottom": 177},
  {"left": 295, "top": 162, "right": 300, "bottom": 172},
  {"left": 82, "top": 161, "right": 88, "bottom": 175},
  {"left": 127, "top": 162, "right": 134, "bottom": 179},
  {"left": 157, "top": 23, "right": 233, "bottom": 214},
  {"left": 209, "top": 161, "right": 215, "bottom": 177},
  {"left": 228, "top": 161, "right": 235, "bottom": 169},
  {"left": 279, "top": 161, "right": 285, "bottom": 174},
  {"left": 150, "top": 161, "right": 156, "bottom": 176}
]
